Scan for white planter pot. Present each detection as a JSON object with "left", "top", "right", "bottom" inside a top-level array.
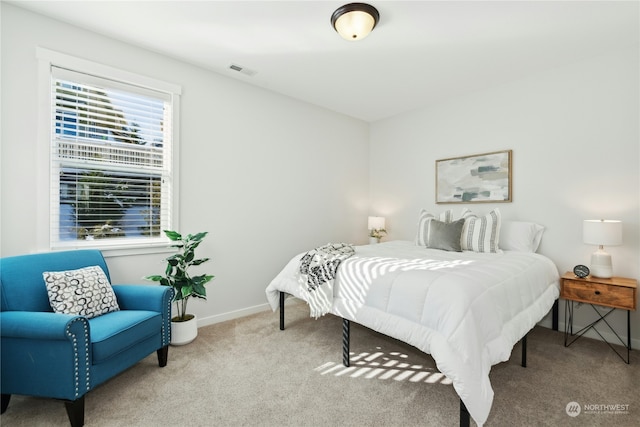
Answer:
[
  {"left": 170, "top": 314, "right": 198, "bottom": 346},
  {"left": 369, "top": 237, "right": 379, "bottom": 244}
]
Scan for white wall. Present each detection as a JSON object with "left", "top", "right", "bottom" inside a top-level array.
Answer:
[
  {"left": 2, "top": 3, "right": 639, "bottom": 348},
  {"left": 0, "top": 4, "right": 370, "bottom": 324},
  {"left": 369, "top": 48, "right": 640, "bottom": 345}
]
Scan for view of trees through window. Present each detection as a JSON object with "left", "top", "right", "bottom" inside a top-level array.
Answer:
[
  {"left": 58, "top": 169, "right": 162, "bottom": 240},
  {"left": 52, "top": 69, "right": 170, "bottom": 243}
]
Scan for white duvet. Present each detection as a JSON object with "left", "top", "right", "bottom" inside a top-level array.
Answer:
[{"left": 266, "top": 240, "right": 560, "bottom": 426}]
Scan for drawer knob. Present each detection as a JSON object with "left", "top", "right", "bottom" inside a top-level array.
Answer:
[{"left": 594, "top": 290, "right": 601, "bottom": 295}]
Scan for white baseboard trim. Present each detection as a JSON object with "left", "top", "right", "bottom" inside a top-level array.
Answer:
[
  {"left": 195, "top": 302, "right": 273, "bottom": 328},
  {"left": 556, "top": 321, "right": 639, "bottom": 352},
  {"left": 538, "top": 306, "right": 638, "bottom": 349},
  {"left": 196, "top": 298, "right": 305, "bottom": 328}
]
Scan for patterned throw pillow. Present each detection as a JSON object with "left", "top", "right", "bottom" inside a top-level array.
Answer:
[
  {"left": 460, "top": 208, "right": 502, "bottom": 253},
  {"left": 43, "top": 266, "right": 120, "bottom": 318},
  {"left": 415, "top": 209, "right": 454, "bottom": 246}
]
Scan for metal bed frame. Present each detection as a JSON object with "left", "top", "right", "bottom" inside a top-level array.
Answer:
[{"left": 278, "top": 292, "right": 559, "bottom": 426}]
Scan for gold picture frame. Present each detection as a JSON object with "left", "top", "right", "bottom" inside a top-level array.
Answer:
[{"left": 436, "top": 150, "right": 512, "bottom": 204}]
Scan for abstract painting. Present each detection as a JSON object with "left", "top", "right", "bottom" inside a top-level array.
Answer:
[{"left": 436, "top": 150, "right": 512, "bottom": 204}]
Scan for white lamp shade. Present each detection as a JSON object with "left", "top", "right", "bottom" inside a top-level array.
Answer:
[
  {"left": 334, "top": 10, "right": 376, "bottom": 40},
  {"left": 368, "top": 216, "right": 385, "bottom": 230},
  {"left": 583, "top": 220, "right": 622, "bottom": 246}
]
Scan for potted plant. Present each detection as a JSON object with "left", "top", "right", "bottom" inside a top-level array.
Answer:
[{"left": 145, "top": 230, "right": 214, "bottom": 345}]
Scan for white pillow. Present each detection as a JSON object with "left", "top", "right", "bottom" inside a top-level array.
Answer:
[
  {"left": 415, "top": 209, "right": 454, "bottom": 246},
  {"left": 460, "top": 208, "right": 502, "bottom": 253},
  {"left": 499, "top": 221, "right": 545, "bottom": 253},
  {"left": 43, "top": 265, "right": 120, "bottom": 319}
]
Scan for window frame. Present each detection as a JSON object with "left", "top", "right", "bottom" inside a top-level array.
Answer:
[{"left": 37, "top": 48, "right": 181, "bottom": 256}]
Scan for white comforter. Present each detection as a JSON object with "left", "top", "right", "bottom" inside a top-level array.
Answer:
[{"left": 265, "top": 240, "right": 560, "bottom": 426}]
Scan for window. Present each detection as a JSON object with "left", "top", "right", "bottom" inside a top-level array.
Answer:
[{"left": 43, "top": 56, "right": 180, "bottom": 252}]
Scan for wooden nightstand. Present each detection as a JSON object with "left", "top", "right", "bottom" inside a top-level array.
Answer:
[{"left": 561, "top": 272, "right": 637, "bottom": 363}]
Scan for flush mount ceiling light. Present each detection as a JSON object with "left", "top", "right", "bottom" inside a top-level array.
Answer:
[{"left": 331, "top": 3, "right": 380, "bottom": 41}]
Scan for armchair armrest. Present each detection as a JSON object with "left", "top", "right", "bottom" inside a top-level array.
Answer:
[
  {"left": 1, "top": 311, "right": 85, "bottom": 339},
  {"left": 112, "top": 285, "right": 174, "bottom": 347},
  {"left": 1, "top": 311, "right": 91, "bottom": 400},
  {"left": 112, "top": 284, "right": 173, "bottom": 312}
]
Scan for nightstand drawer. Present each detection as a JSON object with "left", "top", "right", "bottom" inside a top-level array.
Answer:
[{"left": 561, "top": 279, "right": 635, "bottom": 310}]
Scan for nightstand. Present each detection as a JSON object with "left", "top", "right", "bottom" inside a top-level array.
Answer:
[{"left": 561, "top": 272, "right": 637, "bottom": 363}]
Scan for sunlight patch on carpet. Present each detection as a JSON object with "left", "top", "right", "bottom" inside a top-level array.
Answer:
[{"left": 314, "top": 347, "right": 453, "bottom": 385}]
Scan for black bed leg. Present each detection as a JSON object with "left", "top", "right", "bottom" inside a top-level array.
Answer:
[
  {"left": 552, "top": 299, "right": 559, "bottom": 331},
  {"left": 279, "top": 292, "right": 285, "bottom": 330},
  {"left": 460, "top": 399, "right": 470, "bottom": 427},
  {"left": 521, "top": 333, "right": 528, "bottom": 368},
  {"left": 342, "top": 319, "right": 350, "bottom": 367}
]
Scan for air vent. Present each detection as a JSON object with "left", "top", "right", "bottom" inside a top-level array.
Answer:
[{"left": 229, "top": 64, "right": 257, "bottom": 77}]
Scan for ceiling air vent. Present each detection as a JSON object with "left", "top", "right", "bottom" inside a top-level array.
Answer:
[{"left": 229, "top": 64, "right": 257, "bottom": 77}]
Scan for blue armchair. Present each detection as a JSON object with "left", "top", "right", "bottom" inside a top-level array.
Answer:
[{"left": 0, "top": 250, "right": 173, "bottom": 426}]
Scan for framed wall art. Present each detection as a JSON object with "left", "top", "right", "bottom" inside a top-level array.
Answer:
[{"left": 436, "top": 150, "right": 512, "bottom": 204}]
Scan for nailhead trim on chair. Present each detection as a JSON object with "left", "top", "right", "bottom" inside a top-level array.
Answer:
[
  {"left": 66, "top": 317, "right": 90, "bottom": 398},
  {"left": 162, "top": 290, "right": 172, "bottom": 345}
]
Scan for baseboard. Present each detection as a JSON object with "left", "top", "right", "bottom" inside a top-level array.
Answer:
[
  {"left": 555, "top": 321, "right": 639, "bottom": 351},
  {"left": 195, "top": 302, "right": 273, "bottom": 327},
  {"left": 537, "top": 303, "right": 639, "bottom": 349}
]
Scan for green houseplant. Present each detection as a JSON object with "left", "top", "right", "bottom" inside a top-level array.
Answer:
[{"left": 145, "top": 230, "right": 214, "bottom": 325}]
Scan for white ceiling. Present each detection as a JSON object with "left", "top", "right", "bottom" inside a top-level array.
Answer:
[{"left": 8, "top": 0, "right": 640, "bottom": 122}]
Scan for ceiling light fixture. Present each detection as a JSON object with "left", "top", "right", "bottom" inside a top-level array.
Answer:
[{"left": 331, "top": 3, "right": 379, "bottom": 41}]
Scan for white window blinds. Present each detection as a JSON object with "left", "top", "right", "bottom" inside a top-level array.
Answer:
[{"left": 50, "top": 66, "right": 174, "bottom": 248}]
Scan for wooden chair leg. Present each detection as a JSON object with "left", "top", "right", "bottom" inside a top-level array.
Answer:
[
  {"left": 1, "top": 394, "right": 10, "bottom": 413},
  {"left": 157, "top": 345, "right": 169, "bottom": 367},
  {"left": 64, "top": 396, "right": 85, "bottom": 427}
]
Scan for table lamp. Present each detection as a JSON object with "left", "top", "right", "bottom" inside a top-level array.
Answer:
[{"left": 583, "top": 219, "right": 622, "bottom": 278}]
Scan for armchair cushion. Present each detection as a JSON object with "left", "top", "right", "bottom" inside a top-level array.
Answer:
[
  {"left": 43, "top": 265, "right": 120, "bottom": 319},
  {"left": 89, "top": 310, "right": 160, "bottom": 363}
]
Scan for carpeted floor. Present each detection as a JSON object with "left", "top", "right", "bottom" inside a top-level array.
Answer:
[{"left": 1, "top": 301, "right": 638, "bottom": 426}]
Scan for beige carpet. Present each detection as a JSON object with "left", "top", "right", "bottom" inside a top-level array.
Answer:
[{"left": 1, "top": 301, "right": 639, "bottom": 426}]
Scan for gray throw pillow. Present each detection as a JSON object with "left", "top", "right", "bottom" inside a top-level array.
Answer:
[{"left": 427, "top": 219, "right": 465, "bottom": 252}]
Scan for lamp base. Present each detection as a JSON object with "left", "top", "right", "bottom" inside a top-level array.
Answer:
[{"left": 590, "top": 248, "right": 613, "bottom": 278}]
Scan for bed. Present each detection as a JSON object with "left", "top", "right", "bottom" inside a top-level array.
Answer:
[{"left": 266, "top": 215, "right": 560, "bottom": 426}]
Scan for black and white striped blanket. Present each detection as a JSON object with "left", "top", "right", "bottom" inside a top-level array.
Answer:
[{"left": 299, "top": 242, "right": 355, "bottom": 318}]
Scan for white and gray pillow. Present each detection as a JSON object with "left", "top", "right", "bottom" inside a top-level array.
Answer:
[
  {"left": 415, "top": 209, "right": 454, "bottom": 246},
  {"left": 460, "top": 208, "right": 502, "bottom": 253},
  {"left": 43, "top": 265, "right": 120, "bottom": 319}
]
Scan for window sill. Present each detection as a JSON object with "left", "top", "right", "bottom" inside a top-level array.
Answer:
[{"left": 50, "top": 240, "right": 176, "bottom": 258}]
